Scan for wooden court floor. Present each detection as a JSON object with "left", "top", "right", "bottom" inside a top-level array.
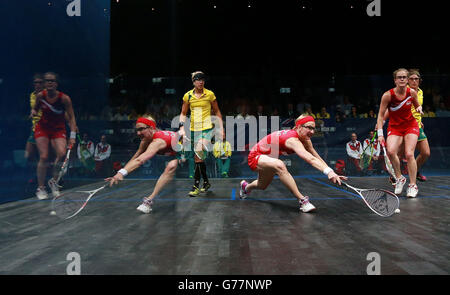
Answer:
[{"left": 1, "top": 176, "right": 449, "bottom": 275}]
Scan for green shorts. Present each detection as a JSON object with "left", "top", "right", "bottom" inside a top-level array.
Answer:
[
  {"left": 190, "top": 128, "right": 214, "bottom": 146},
  {"left": 418, "top": 127, "right": 427, "bottom": 142},
  {"left": 27, "top": 130, "right": 36, "bottom": 144}
]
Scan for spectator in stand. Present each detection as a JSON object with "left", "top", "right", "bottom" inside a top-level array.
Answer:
[
  {"left": 367, "top": 109, "right": 377, "bottom": 119},
  {"left": 316, "top": 107, "right": 330, "bottom": 119},
  {"left": 213, "top": 131, "right": 232, "bottom": 178},
  {"left": 236, "top": 103, "right": 251, "bottom": 120},
  {"left": 255, "top": 104, "right": 267, "bottom": 117},
  {"left": 100, "top": 105, "right": 113, "bottom": 121},
  {"left": 284, "top": 102, "right": 298, "bottom": 119},
  {"left": 112, "top": 107, "right": 129, "bottom": 121},
  {"left": 295, "top": 98, "right": 311, "bottom": 115},
  {"left": 435, "top": 102, "right": 450, "bottom": 117},
  {"left": 128, "top": 108, "right": 139, "bottom": 120},
  {"left": 281, "top": 102, "right": 298, "bottom": 128},
  {"left": 340, "top": 96, "right": 354, "bottom": 117},
  {"left": 271, "top": 106, "right": 280, "bottom": 116},
  {"left": 334, "top": 105, "right": 346, "bottom": 123},
  {"left": 431, "top": 88, "right": 442, "bottom": 109},
  {"left": 346, "top": 133, "right": 363, "bottom": 175},
  {"left": 423, "top": 105, "right": 436, "bottom": 117},
  {"left": 161, "top": 103, "right": 175, "bottom": 120},
  {"left": 94, "top": 135, "right": 112, "bottom": 177},
  {"left": 349, "top": 106, "right": 360, "bottom": 118}
]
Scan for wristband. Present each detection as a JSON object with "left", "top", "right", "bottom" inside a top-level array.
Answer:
[
  {"left": 70, "top": 131, "right": 76, "bottom": 139},
  {"left": 179, "top": 122, "right": 184, "bottom": 128},
  {"left": 118, "top": 168, "right": 128, "bottom": 177},
  {"left": 377, "top": 129, "right": 383, "bottom": 137},
  {"left": 323, "top": 167, "right": 333, "bottom": 176}
]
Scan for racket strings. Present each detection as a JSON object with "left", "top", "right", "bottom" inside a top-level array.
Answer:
[
  {"left": 52, "top": 191, "right": 90, "bottom": 219},
  {"left": 361, "top": 190, "right": 398, "bottom": 216}
]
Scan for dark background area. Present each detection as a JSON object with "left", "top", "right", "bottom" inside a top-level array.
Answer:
[{"left": 110, "top": 0, "right": 449, "bottom": 78}]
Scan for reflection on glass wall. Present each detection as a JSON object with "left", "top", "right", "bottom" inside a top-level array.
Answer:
[{"left": 1, "top": 1, "right": 449, "bottom": 203}]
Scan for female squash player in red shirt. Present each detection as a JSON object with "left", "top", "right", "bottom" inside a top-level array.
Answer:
[
  {"left": 31, "top": 72, "right": 77, "bottom": 199},
  {"left": 376, "top": 68, "right": 423, "bottom": 198},
  {"left": 239, "top": 115, "right": 346, "bottom": 213},
  {"left": 106, "top": 115, "right": 185, "bottom": 214}
]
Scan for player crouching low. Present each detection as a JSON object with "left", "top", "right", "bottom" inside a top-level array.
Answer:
[
  {"left": 239, "top": 115, "right": 347, "bottom": 213},
  {"left": 105, "top": 115, "right": 185, "bottom": 213}
]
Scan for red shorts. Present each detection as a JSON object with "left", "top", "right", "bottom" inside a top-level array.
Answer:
[
  {"left": 248, "top": 151, "right": 261, "bottom": 171},
  {"left": 34, "top": 124, "right": 66, "bottom": 140},
  {"left": 387, "top": 124, "right": 420, "bottom": 138}
]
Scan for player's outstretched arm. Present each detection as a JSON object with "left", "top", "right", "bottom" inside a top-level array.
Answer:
[
  {"left": 287, "top": 138, "right": 347, "bottom": 185},
  {"left": 105, "top": 139, "right": 166, "bottom": 186},
  {"left": 302, "top": 138, "right": 327, "bottom": 167}
]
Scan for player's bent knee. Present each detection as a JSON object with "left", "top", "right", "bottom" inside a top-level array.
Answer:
[
  {"left": 273, "top": 160, "right": 287, "bottom": 173},
  {"left": 165, "top": 161, "right": 178, "bottom": 173}
]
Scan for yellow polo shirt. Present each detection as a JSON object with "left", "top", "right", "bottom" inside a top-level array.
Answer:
[
  {"left": 182, "top": 88, "right": 216, "bottom": 131},
  {"left": 213, "top": 140, "right": 232, "bottom": 158}
]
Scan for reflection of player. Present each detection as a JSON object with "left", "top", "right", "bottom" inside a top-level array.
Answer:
[
  {"left": 377, "top": 68, "right": 423, "bottom": 198},
  {"left": 31, "top": 72, "right": 77, "bottom": 199},
  {"left": 239, "top": 115, "right": 346, "bottom": 213},
  {"left": 106, "top": 115, "right": 185, "bottom": 213},
  {"left": 178, "top": 71, "right": 224, "bottom": 197},
  {"left": 25, "top": 74, "right": 44, "bottom": 167}
]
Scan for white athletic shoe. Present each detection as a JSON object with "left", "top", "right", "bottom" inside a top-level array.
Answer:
[
  {"left": 239, "top": 180, "right": 249, "bottom": 199},
  {"left": 299, "top": 196, "right": 316, "bottom": 213},
  {"left": 406, "top": 184, "right": 419, "bottom": 198},
  {"left": 394, "top": 175, "right": 407, "bottom": 195},
  {"left": 48, "top": 178, "right": 61, "bottom": 197},
  {"left": 137, "top": 198, "right": 153, "bottom": 214},
  {"left": 36, "top": 187, "right": 49, "bottom": 200}
]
